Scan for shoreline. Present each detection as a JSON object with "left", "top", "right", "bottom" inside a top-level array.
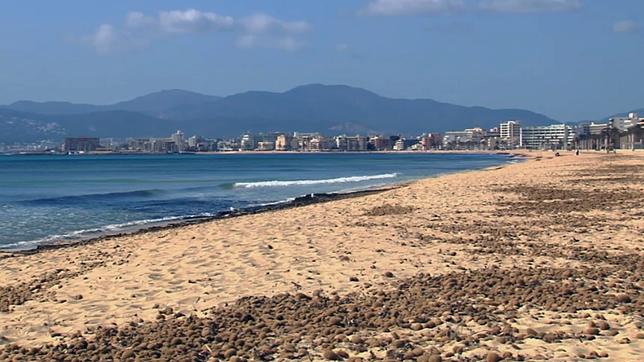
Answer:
[
  {"left": 2, "top": 149, "right": 532, "bottom": 157},
  {"left": 0, "top": 186, "right": 400, "bottom": 256},
  {"left": 2, "top": 151, "right": 640, "bottom": 360},
  {"left": 1, "top": 153, "right": 524, "bottom": 254}
]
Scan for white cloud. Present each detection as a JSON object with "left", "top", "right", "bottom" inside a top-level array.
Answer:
[
  {"left": 88, "top": 24, "right": 116, "bottom": 54},
  {"left": 236, "top": 14, "right": 310, "bottom": 50},
  {"left": 125, "top": 11, "right": 155, "bottom": 29},
  {"left": 84, "top": 9, "right": 308, "bottom": 53},
  {"left": 613, "top": 20, "right": 639, "bottom": 33},
  {"left": 241, "top": 13, "right": 310, "bottom": 34},
  {"left": 158, "top": 9, "right": 234, "bottom": 33},
  {"left": 363, "top": 0, "right": 465, "bottom": 16},
  {"left": 479, "top": 0, "right": 582, "bottom": 13}
]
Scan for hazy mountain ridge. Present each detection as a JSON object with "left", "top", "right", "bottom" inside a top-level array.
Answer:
[
  {"left": 160, "top": 84, "right": 556, "bottom": 134},
  {"left": 1, "top": 109, "right": 188, "bottom": 143},
  {"left": 1, "top": 84, "right": 558, "bottom": 143},
  {"left": 0, "top": 109, "right": 67, "bottom": 143},
  {"left": 6, "top": 90, "right": 221, "bottom": 117}
]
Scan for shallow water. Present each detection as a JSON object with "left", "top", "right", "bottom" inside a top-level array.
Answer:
[{"left": 0, "top": 153, "right": 512, "bottom": 249}]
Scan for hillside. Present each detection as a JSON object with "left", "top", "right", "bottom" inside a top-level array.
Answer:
[{"left": 1, "top": 84, "right": 556, "bottom": 142}]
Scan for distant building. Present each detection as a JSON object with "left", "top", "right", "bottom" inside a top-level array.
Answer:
[
  {"left": 442, "top": 128, "right": 484, "bottom": 149},
  {"left": 610, "top": 113, "right": 640, "bottom": 132},
  {"left": 393, "top": 139, "right": 406, "bottom": 151},
  {"left": 336, "top": 135, "right": 368, "bottom": 151},
  {"left": 483, "top": 128, "right": 501, "bottom": 150},
  {"left": 522, "top": 124, "right": 572, "bottom": 150},
  {"left": 292, "top": 132, "right": 323, "bottom": 151},
  {"left": 275, "top": 134, "right": 292, "bottom": 151},
  {"left": 171, "top": 130, "right": 185, "bottom": 152},
  {"left": 188, "top": 135, "right": 202, "bottom": 148},
  {"left": 419, "top": 133, "right": 442, "bottom": 150},
  {"left": 256, "top": 141, "right": 275, "bottom": 151},
  {"left": 618, "top": 115, "right": 644, "bottom": 150},
  {"left": 349, "top": 136, "right": 368, "bottom": 151},
  {"left": 369, "top": 136, "right": 389, "bottom": 151},
  {"left": 63, "top": 137, "right": 100, "bottom": 152},
  {"left": 499, "top": 120, "right": 522, "bottom": 148},
  {"left": 150, "top": 138, "right": 177, "bottom": 153},
  {"left": 240, "top": 134, "right": 256, "bottom": 151}
]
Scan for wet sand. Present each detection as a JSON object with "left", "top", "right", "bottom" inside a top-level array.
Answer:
[{"left": 0, "top": 151, "right": 642, "bottom": 361}]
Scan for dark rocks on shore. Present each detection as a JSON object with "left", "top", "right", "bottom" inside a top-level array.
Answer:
[
  {"left": 486, "top": 351, "right": 502, "bottom": 362},
  {"left": 0, "top": 267, "right": 99, "bottom": 312},
  {"left": 1, "top": 263, "right": 639, "bottom": 361}
]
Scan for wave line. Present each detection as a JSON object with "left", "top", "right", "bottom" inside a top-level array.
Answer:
[{"left": 233, "top": 173, "right": 398, "bottom": 188}]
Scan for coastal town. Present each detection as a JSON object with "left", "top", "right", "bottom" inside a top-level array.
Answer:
[
  {"left": 3, "top": 112, "right": 643, "bottom": 155},
  {"left": 2, "top": 1, "right": 644, "bottom": 361}
]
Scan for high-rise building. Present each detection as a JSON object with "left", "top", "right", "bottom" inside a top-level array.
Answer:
[
  {"left": 275, "top": 134, "right": 292, "bottom": 151},
  {"left": 63, "top": 137, "right": 100, "bottom": 152},
  {"left": 240, "top": 134, "right": 256, "bottom": 151},
  {"left": 171, "top": 130, "right": 185, "bottom": 152},
  {"left": 369, "top": 136, "right": 389, "bottom": 151},
  {"left": 499, "top": 120, "right": 522, "bottom": 148}
]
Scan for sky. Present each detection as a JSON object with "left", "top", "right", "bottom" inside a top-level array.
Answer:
[{"left": 0, "top": 0, "right": 642, "bottom": 121}]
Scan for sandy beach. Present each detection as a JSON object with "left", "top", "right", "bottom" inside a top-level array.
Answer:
[{"left": 0, "top": 151, "right": 642, "bottom": 361}]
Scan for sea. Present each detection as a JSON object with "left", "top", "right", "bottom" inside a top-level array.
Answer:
[{"left": 0, "top": 153, "right": 515, "bottom": 250}]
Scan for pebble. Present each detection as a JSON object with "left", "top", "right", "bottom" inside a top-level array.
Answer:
[
  {"left": 486, "top": 351, "right": 502, "bottom": 362},
  {"left": 322, "top": 349, "right": 341, "bottom": 360}
]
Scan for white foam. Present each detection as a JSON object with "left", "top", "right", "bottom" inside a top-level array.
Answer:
[
  {"left": 0, "top": 213, "right": 217, "bottom": 250},
  {"left": 247, "top": 197, "right": 297, "bottom": 207},
  {"left": 233, "top": 173, "right": 399, "bottom": 188}
]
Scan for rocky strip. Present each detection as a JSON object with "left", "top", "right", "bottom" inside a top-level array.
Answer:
[
  {"left": 0, "top": 260, "right": 103, "bottom": 313},
  {"left": 1, "top": 265, "right": 640, "bottom": 361}
]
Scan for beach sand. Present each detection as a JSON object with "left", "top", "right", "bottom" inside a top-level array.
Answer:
[{"left": 0, "top": 151, "right": 642, "bottom": 361}]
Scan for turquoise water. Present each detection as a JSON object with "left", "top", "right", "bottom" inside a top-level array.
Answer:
[{"left": 0, "top": 153, "right": 512, "bottom": 249}]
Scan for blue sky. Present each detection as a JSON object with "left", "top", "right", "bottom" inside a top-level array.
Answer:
[{"left": 0, "top": 0, "right": 642, "bottom": 120}]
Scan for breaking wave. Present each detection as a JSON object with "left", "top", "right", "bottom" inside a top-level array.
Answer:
[{"left": 233, "top": 173, "right": 399, "bottom": 188}]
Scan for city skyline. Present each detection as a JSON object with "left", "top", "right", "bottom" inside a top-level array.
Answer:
[
  {"left": 12, "top": 110, "right": 640, "bottom": 154},
  {"left": 1, "top": 0, "right": 643, "bottom": 121}
]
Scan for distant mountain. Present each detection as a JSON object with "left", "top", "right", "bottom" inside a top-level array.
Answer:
[
  {"left": 46, "top": 111, "right": 177, "bottom": 138},
  {"left": 1, "top": 84, "right": 556, "bottom": 143},
  {"left": 0, "top": 109, "right": 174, "bottom": 143},
  {"left": 163, "top": 84, "right": 554, "bottom": 135},
  {"left": 5, "top": 89, "right": 221, "bottom": 118},
  {"left": 0, "top": 109, "right": 66, "bottom": 143},
  {"left": 7, "top": 101, "right": 100, "bottom": 115},
  {"left": 109, "top": 89, "right": 221, "bottom": 117}
]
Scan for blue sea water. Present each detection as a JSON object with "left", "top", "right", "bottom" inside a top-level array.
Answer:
[{"left": 0, "top": 153, "right": 513, "bottom": 250}]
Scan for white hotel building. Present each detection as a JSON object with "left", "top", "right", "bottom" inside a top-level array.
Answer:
[
  {"left": 521, "top": 124, "right": 574, "bottom": 150},
  {"left": 499, "top": 120, "right": 522, "bottom": 148},
  {"left": 496, "top": 121, "right": 575, "bottom": 150}
]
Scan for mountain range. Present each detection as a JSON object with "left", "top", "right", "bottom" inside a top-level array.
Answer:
[{"left": 0, "top": 84, "right": 563, "bottom": 143}]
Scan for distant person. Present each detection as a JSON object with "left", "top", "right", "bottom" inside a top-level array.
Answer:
[{"left": 575, "top": 149, "right": 580, "bottom": 156}]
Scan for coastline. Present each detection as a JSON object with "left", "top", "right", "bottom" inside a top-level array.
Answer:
[
  {"left": 1, "top": 151, "right": 641, "bottom": 361},
  {"left": 1, "top": 152, "right": 521, "bottom": 254},
  {"left": 2, "top": 149, "right": 531, "bottom": 157},
  {"left": 0, "top": 186, "right": 401, "bottom": 255}
]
